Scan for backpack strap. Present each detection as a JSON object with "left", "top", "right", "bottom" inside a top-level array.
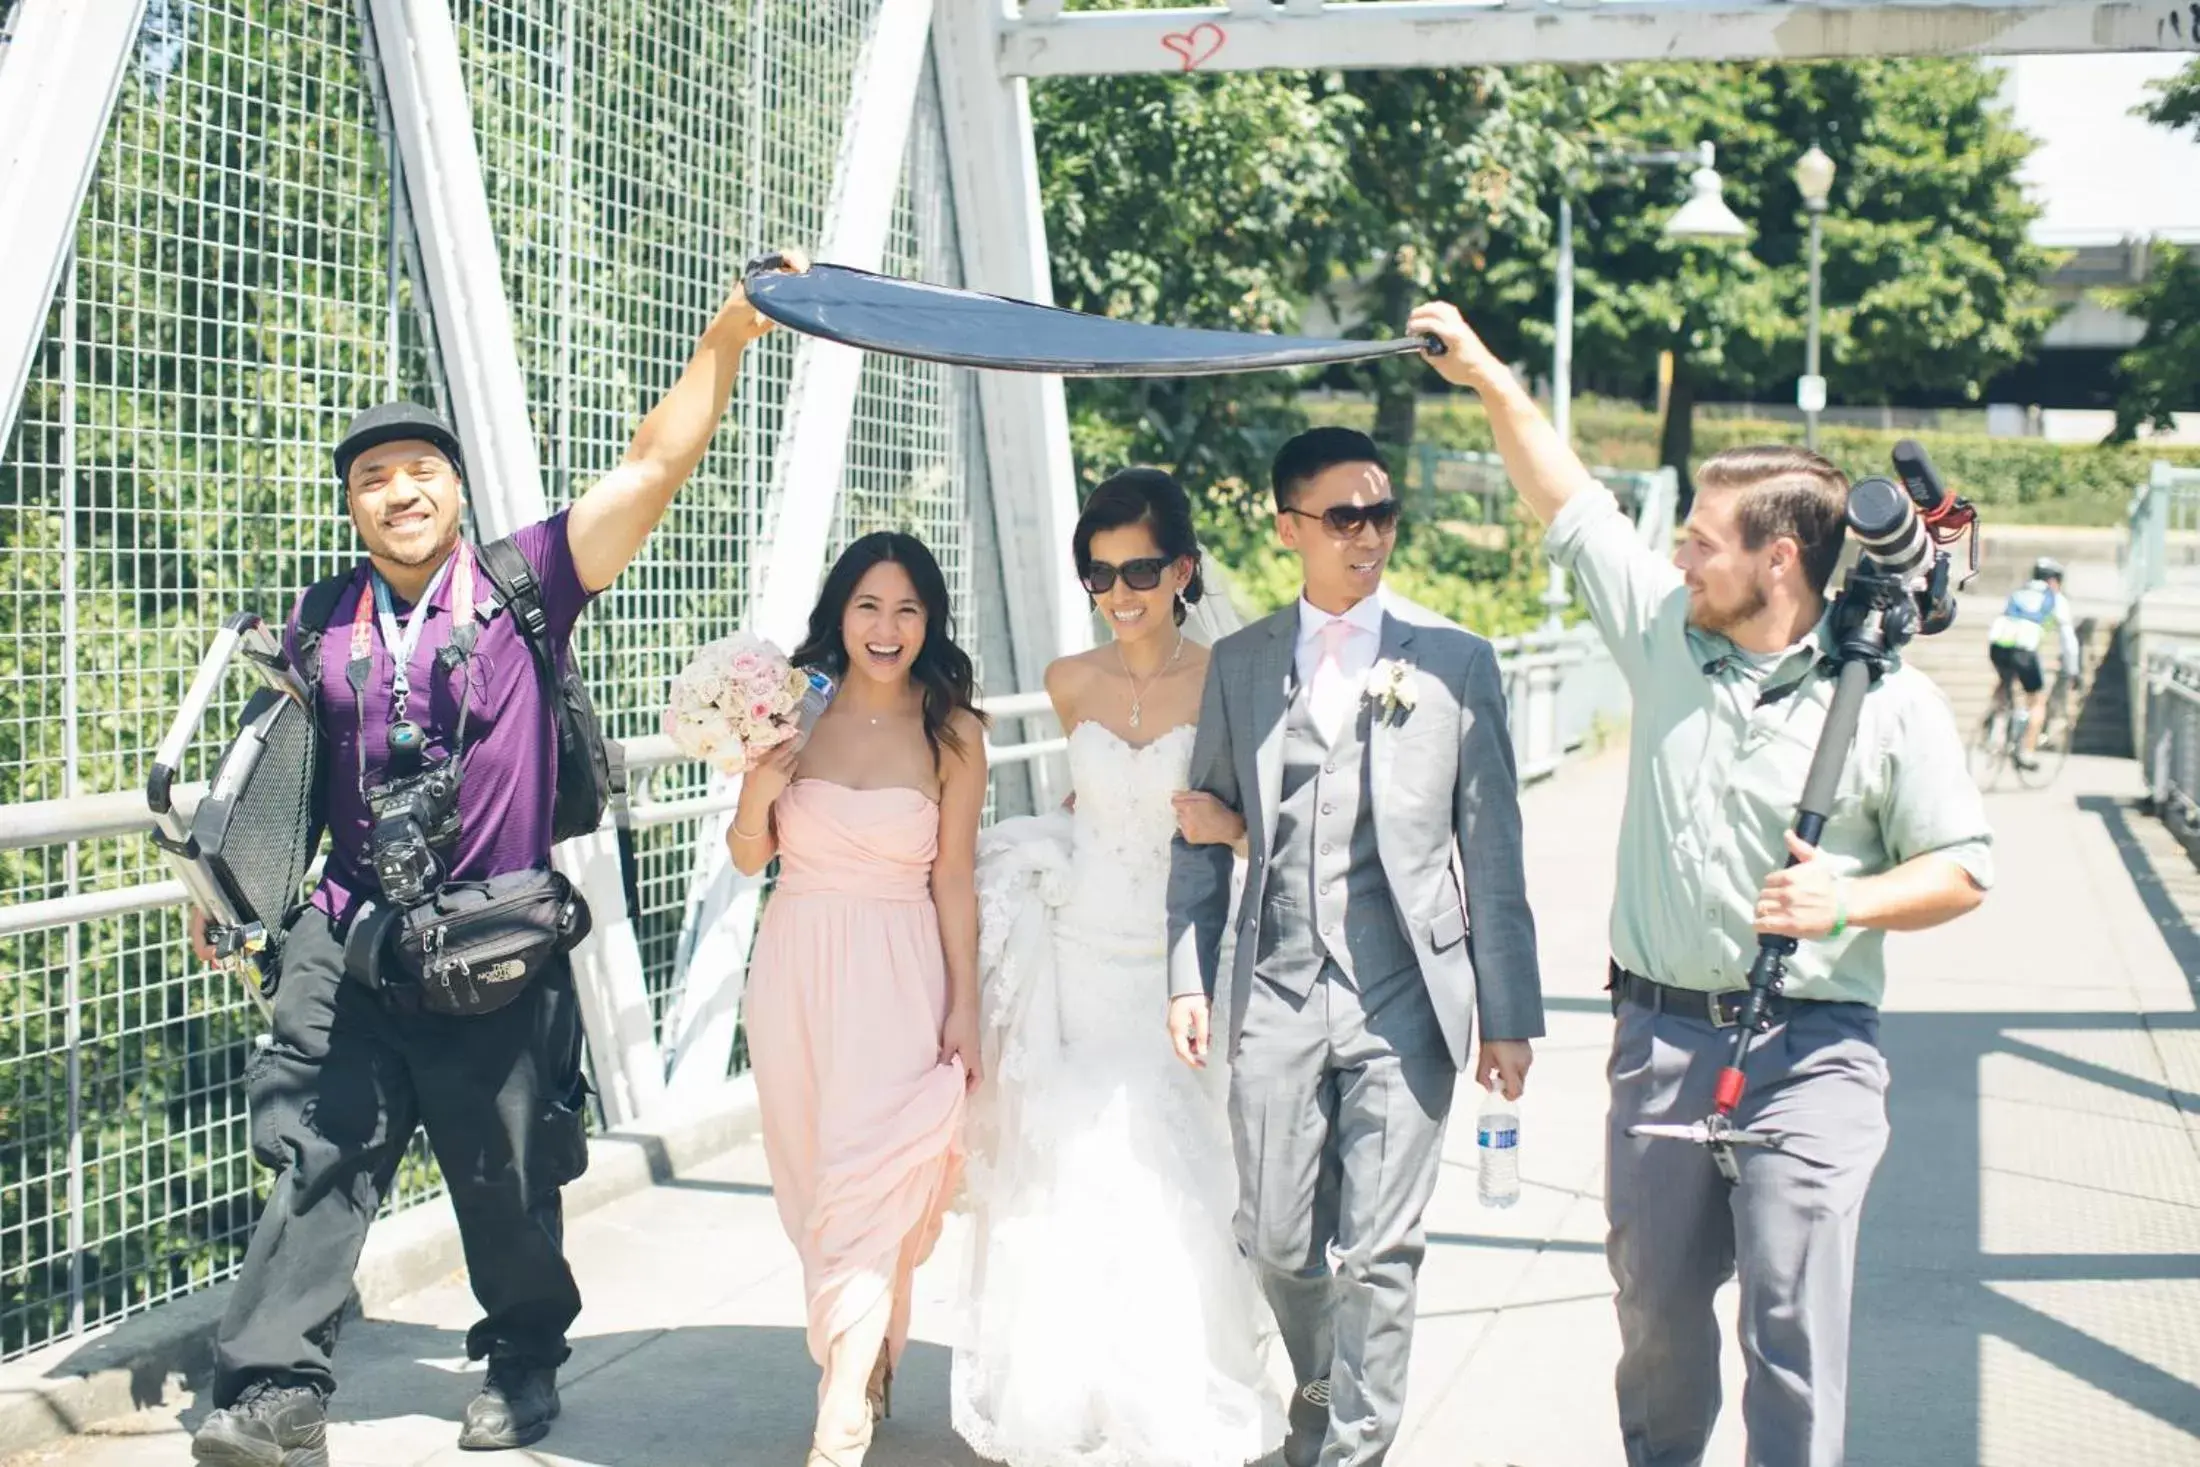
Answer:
[
  {"left": 477, "top": 535, "right": 554, "bottom": 670},
  {"left": 289, "top": 569, "right": 354, "bottom": 695},
  {"left": 476, "top": 534, "right": 623, "bottom": 840},
  {"left": 281, "top": 569, "right": 353, "bottom": 916}
]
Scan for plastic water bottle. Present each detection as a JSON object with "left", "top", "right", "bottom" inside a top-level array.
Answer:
[
  {"left": 787, "top": 668, "right": 836, "bottom": 754},
  {"left": 1477, "top": 1091, "right": 1520, "bottom": 1209}
]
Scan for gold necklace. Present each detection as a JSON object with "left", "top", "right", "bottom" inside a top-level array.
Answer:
[{"left": 1117, "top": 633, "right": 1185, "bottom": 729}]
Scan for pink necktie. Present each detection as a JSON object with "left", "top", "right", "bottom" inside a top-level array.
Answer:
[{"left": 1312, "top": 619, "right": 1356, "bottom": 740}]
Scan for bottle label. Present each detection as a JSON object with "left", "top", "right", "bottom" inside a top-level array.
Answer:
[{"left": 1478, "top": 1126, "right": 1518, "bottom": 1150}]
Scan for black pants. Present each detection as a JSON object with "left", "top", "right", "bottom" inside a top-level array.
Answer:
[{"left": 213, "top": 906, "right": 591, "bottom": 1405}]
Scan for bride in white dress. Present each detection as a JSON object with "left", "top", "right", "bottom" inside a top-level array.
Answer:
[{"left": 953, "top": 469, "right": 1285, "bottom": 1467}]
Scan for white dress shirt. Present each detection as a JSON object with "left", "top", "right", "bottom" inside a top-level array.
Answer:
[{"left": 1295, "top": 591, "right": 1386, "bottom": 742}]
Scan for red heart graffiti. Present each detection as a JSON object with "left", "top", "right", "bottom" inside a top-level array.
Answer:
[{"left": 1161, "top": 22, "right": 1227, "bottom": 73}]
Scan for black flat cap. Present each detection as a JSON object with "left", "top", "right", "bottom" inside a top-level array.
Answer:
[{"left": 335, "top": 401, "right": 466, "bottom": 486}]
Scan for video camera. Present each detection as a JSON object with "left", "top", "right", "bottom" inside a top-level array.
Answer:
[{"left": 1836, "top": 438, "right": 1980, "bottom": 650}]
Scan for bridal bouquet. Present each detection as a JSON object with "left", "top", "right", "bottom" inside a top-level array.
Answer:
[{"left": 663, "top": 632, "right": 834, "bottom": 775}]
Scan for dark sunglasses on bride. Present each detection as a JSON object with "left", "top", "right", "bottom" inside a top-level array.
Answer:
[
  {"left": 1285, "top": 499, "right": 1402, "bottom": 538},
  {"left": 1081, "top": 556, "right": 1175, "bottom": 595}
]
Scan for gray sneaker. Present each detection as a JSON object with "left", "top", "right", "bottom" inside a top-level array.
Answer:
[{"left": 191, "top": 1380, "right": 329, "bottom": 1467}]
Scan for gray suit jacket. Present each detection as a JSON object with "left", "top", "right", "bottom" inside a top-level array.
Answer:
[{"left": 1166, "top": 598, "right": 1544, "bottom": 1070}]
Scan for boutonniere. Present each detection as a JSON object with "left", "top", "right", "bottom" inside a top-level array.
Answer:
[{"left": 1366, "top": 658, "right": 1418, "bottom": 721}]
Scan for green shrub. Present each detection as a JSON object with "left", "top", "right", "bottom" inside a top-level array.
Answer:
[
  {"left": 1199, "top": 498, "right": 1568, "bottom": 640},
  {"left": 1304, "top": 393, "right": 2200, "bottom": 527}
]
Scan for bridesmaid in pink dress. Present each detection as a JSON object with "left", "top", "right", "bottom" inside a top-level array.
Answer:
[{"left": 728, "top": 531, "right": 988, "bottom": 1467}]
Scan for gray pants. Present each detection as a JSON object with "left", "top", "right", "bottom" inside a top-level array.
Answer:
[
  {"left": 1230, "top": 961, "right": 1456, "bottom": 1467},
  {"left": 215, "top": 907, "right": 591, "bottom": 1404},
  {"left": 1605, "top": 994, "right": 1890, "bottom": 1467}
]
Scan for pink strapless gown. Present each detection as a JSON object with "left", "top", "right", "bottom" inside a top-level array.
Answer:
[{"left": 745, "top": 779, "right": 968, "bottom": 1369}]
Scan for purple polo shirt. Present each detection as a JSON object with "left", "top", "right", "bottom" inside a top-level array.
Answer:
[{"left": 285, "top": 513, "right": 597, "bottom": 927}]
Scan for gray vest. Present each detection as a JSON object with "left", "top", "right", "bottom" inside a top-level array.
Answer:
[{"left": 1257, "top": 676, "right": 1419, "bottom": 995}]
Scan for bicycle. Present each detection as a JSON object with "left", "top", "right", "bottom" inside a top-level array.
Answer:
[{"left": 1971, "top": 668, "right": 2076, "bottom": 790}]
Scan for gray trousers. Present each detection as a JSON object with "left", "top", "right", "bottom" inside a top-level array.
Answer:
[
  {"left": 1605, "top": 993, "right": 1890, "bottom": 1467},
  {"left": 1230, "top": 960, "right": 1456, "bottom": 1467}
]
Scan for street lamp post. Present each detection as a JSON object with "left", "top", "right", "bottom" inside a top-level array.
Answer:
[
  {"left": 1542, "top": 140, "right": 1747, "bottom": 630},
  {"left": 1795, "top": 145, "right": 1836, "bottom": 452}
]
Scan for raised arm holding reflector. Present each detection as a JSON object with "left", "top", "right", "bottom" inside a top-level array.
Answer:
[{"left": 741, "top": 258, "right": 1443, "bottom": 378}]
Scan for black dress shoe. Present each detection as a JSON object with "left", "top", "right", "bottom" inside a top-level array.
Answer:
[
  {"left": 192, "top": 1380, "right": 330, "bottom": 1467},
  {"left": 458, "top": 1358, "right": 561, "bottom": 1451},
  {"left": 1283, "top": 1379, "right": 1329, "bottom": 1467}
]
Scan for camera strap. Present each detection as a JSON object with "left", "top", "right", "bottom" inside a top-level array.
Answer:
[{"left": 345, "top": 545, "right": 482, "bottom": 797}]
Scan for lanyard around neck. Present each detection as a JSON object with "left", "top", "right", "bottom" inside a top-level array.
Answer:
[
  {"left": 348, "top": 545, "right": 472, "bottom": 720},
  {"left": 344, "top": 544, "right": 479, "bottom": 795}
]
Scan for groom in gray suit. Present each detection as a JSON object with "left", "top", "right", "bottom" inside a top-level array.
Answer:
[{"left": 1167, "top": 427, "right": 1545, "bottom": 1467}]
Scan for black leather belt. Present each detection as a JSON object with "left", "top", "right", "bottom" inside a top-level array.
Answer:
[{"left": 1607, "top": 961, "right": 1809, "bottom": 1029}]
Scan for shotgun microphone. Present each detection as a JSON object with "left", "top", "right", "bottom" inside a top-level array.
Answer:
[{"left": 1891, "top": 438, "right": 1949, "bottom": 517}]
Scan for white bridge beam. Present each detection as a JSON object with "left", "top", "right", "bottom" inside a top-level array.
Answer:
[
  {"left": 0, "top": 0, "right": 150, "bottom": 447},
  {"left": 660, "top": 0, "right": 941, "bottom": 1100},
  {"left": 935, "top": 0, "right": 1093, "bottom": 809},
  {"left": 365, "top": 0, "right": 665, "bottom": 1125},
  {"left": 999, "top": 0, "right": 2200, "bottom": 76}
]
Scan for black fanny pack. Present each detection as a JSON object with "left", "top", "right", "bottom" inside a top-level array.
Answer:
[{"left": 345, "top": 868, "right": 592, "bottom": 1016}]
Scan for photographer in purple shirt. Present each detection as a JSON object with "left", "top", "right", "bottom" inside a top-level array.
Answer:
[{"left": 187, "top": 253, "right": 805, "bottom": 1467}]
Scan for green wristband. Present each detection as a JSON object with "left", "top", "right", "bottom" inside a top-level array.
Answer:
[{"left": 1829, "top": 882, "right": 1848, "bottom": 940}]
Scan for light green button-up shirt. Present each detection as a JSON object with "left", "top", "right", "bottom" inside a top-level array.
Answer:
[{"left": 1546, "top": 488, "right": 1994, "bottom": 1006}]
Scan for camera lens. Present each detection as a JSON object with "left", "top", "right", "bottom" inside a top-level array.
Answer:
[{"left": 1847, "top": 476, "right": 1929, "bottom": 579}]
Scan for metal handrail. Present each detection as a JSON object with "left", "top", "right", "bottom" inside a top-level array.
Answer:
[
  {"left": 0, "top": 690, "right": 1075, "bottom": 937},
  {"left": 0, "top": 690, "right": 1069, "bottom": 850},
  {"left": 2125, "top": 461, "right": 2200, "bottom": 606},
  {"left": 0, "top": 634, "right": 1611, "bottom": 939},
  {"left": 2144, "top": 648, "right": 2200, "bottom": 867}
]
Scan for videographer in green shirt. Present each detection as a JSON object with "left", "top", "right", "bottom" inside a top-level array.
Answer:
[{"left": 1410, "top": 300, "right": 1991, "bottom": 1467}]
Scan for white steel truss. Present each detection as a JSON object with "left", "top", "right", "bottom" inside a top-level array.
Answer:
[
  {"left": 363, "top": 0, "right": 665, "bottom": 1124},
  {"left": 0, "top": 0, "right": 150, "bottom": 448},
  {"left": 1000, "top": 0, "right": 2199, "bottom": 76},
  {"left": 660, "top": 0, "right": 943, "bottom": 1099}
]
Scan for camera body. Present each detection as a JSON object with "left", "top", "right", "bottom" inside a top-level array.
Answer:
[
  {"left": 1840, "top": 439, "right": 1979, "bottom": 647},
  {"left": 365, "top": 757, "right": 462, "bottom": 907}
]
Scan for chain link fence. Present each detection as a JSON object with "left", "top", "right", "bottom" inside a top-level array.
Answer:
[{"left": 0, "top": 0, "right": 993, "bottom": 1364}]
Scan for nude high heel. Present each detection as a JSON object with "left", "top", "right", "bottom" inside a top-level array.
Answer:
[
  {"left": 805, "top": 1420, "right": 873, "bottom": 1467},
  {"left": 864, "top": 1341, "right": 892, "bottom": 1423}
]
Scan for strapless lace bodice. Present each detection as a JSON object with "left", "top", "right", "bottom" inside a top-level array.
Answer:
[{"left": 1062, "top": 721, "right": 1195, "bottom": 930}]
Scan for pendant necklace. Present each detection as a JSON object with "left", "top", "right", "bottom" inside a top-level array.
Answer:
[{"left": 1118, "top": 633, "right": 1185, "bottom": 730}]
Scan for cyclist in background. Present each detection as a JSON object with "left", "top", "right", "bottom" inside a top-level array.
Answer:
[{"left": 1987, "top": 557, "right": 2082, "bottom": 770}]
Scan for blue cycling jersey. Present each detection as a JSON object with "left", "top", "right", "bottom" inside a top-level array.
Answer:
[{"left": 1988, "top": 580, "right": 2080, "bottom": 669}]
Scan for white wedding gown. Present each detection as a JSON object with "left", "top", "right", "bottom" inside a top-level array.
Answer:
[{"left": 953, "top": 721, "right": 1286, "bottom": 1467}]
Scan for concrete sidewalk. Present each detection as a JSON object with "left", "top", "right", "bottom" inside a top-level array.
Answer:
[{"left": 9, "top": 749, "right": 2198, "bottom": 1466}]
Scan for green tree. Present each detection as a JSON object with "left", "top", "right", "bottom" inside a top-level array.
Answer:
[
  {"left": 2104, "top": 60, "right": 2200, "bottom": 443},
  {"left": 1034, "top": 66, "right": 1361, "bottom": 508},
  {"left": 1469, "top": 60, "right": 2056, "bottom": 500},
  {"left": 1303, "top": 66, "right": 1593, "bottom": 454},
  {"left": 2138, "top": 55, "right": 2200, "bottom": 134}
]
